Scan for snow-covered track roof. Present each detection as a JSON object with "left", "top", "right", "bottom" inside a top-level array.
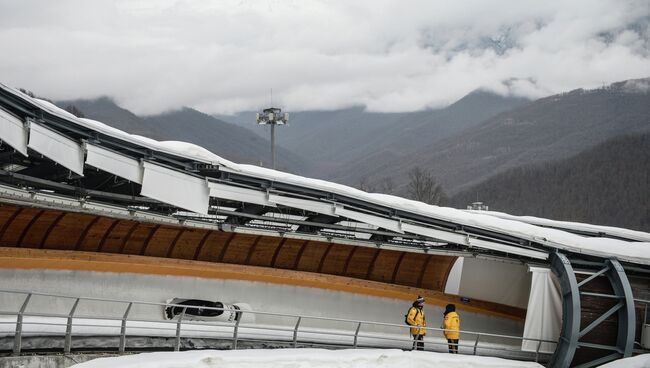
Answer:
[{"left": 1, "top": 83, "right": 649, "bottom": 266}]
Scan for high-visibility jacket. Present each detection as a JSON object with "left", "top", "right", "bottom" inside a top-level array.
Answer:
[
  {"left": 443, "top": 311, "right": 460, "bottom": 339},
  {"left": 406, "top": 307, "right": 426, "bottom": 336}
]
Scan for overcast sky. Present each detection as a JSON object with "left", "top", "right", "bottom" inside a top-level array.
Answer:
[{"left": 0, "top": 0, "right": 649, "bottom": 115}]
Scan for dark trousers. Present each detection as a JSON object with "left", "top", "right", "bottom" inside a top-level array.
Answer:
[
  {"left": 412, "top": 334, "right": 424, "bottom": 351},
  {"left": 447, "top": 338, "right": 459, "bottom": 354}
]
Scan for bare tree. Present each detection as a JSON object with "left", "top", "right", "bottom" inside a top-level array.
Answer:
[
  {"left": 358, "top": 176, "right": 376, "bottom": 192},
  {"left": 407, "top": 166, "right": 446, "bottom": 205},
  {"left": 18, "top": 88, "right": 34, "bottom": 97},
  {"left": 377, "top": 177, "right": 395, "bottom": 194},
  {"left": 65, "top": 105, "right": 85, "bottom": 118}
]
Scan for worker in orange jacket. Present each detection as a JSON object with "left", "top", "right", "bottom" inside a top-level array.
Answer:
[
  {"left": 406, "top": 296, "right": 426, "bottom": 350},
  {"left": 443, "top": 303, "right": 460, "bottom": 353}
]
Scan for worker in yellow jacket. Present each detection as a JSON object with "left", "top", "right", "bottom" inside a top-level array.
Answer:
[
  {"left": 443, "top": 303, "right": 460, "bottom": 353},
  {"left": 406, "top": 296, "right": 426, "bottom": 350}
]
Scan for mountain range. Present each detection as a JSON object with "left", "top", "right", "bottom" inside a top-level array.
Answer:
[
  {"left": 219, "top": 79, "right": 650, "bottom": 195},
  {"left": 339, "top": 78, "right": 650, "bottom": 194},
  {"left": 56, "top": 97, "right": 311, "bottom": 172},
  {"left": 56, "top": 77, "right": 650, "bottom": 233}
]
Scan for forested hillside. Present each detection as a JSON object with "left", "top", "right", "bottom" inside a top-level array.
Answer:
[
  {"left": 332, "top": 78, "right": 650, "bottom": 194},
  {"left": 449, "top": 133, "right": 650, "bottom": 232}
]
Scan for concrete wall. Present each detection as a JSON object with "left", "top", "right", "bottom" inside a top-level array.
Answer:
[
  {"left": 0, "top": 268, "right": 523, "bottom": 337},
  {"left": 457, "top": 258, "right": 532, "bottom": 308}
]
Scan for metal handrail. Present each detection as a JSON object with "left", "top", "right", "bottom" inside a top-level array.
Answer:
[{"left": 0, "top": 288, "right": 557, "bottom": 360}]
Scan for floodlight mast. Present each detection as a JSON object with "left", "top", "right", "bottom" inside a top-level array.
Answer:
[{"left": 256, "top": 107, "right": 289, "bottom": 169}]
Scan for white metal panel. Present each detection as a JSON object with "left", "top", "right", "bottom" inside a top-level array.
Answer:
[
  {"left": 140, "top": 161, "right": 209, "bottom": 214},
  {"left": 401, "top": 223, "right": 548, "bottom": 260},
  {"left": 85, "top": 143, "right": 143, "bottom": 184},
  {"left": 28, "top": 122, "right": 84, "bottom": 175},
  {"left": 444, "top": 257, "right": 464, "bottom": 295},
  {"left": 268, "top": 194, "right": 336, "bottom": 216},
  {"left": 335, "top": 207, "right": 403, "bottom": 233},
  {"left": 0, "top": 107, "right": 28, "bottom": 156},
  {"left": 208, "top": 182, "right": 275, "bottom": 207},
  {"left": 522, "top": 267, "right": 561, "bottom": 353}
]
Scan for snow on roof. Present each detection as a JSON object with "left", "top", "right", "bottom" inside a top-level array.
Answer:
[
  {"left": 3, "top": 83, "right": 650, "bottom": 265},
  {"left": 469, "top": 210, "right": 650, "bottom": 242},
  {"left": 0, "top": 85, "right": 239, "bottom": 170},
  {"left": 236, "top": 165, "right": 650, "bottom": 264}
]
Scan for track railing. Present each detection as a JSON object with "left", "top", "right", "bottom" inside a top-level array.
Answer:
[{"left": 0, "top": 289, "right": 557, "bottom": 362}]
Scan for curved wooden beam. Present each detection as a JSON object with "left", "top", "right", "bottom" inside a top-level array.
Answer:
[
  {"left": 270, "top": 237, "right": 288, "bottom": 267},
  {"left": 244, "top": 236, "right": 262, "bottom": 264},
  {"left": 16, "top": 210, "right": 45, "bottom": 247},
  {"left": 0, "top": 207, "right": 23, "bottom": 241},
  {"left": 217, "top": 232, "right": 237, "bottom": 262},
  {"left": 416, "top": 255, "right": 433, "bottom": 288},
  {"left": 193, "top": 230, "right": 212, "bottom": 261},
  {"left": 39, "top": 212, "right": 67, "bottom": 249},
  {"left": 74, "top": 216, "right": 101, "bottom": 251},
  {"left": 165, "top": 228, "right": 185, "bottom": 258},
  {"left": 317, "top": 243, "right": 334, "bottom": 273},
  {"left": 292, "top": 240, "right": 310, "bottom": 269},
  {"left": 97, "top": 219, "right": 120, "bottom": 252},
  {"left": 342, "top": 246, "right": 359, "bottom": 275},
  {"left": 140, "top": 224, "right": 161, "bottom": 256},
  {"left": 364, "top": 248, "right": 381, "bottom": 279},
  {"left": 118, "top": 222, "right": 139, "bottom": 254},
  {"left": 440, "top": 257, "right": 458, "bottom": 292},
  {"left": 391, "top": 251, "right": 407, "bottom": 284}
]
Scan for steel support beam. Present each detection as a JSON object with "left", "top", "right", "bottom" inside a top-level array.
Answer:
[
  {"left": 606, "top": 258, "right": 635, "bottom": 358},
  {"left": 550, "top": 253, "right": 637, "bottom": 368},
  {"left": 549, "top": 252, "right": 581, "bottom": 368}
]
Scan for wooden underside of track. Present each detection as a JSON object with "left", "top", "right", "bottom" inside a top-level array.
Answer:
[
  {"left": 0, "top": 247, "right": 524, "bottom": 320},
  {"left": 0, "top": 205, "right": 456, "bottom": 290},
  {"left": 0, "top": 204, "right": 526, "bottom": 320}
]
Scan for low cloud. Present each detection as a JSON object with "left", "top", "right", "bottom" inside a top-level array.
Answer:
[{"left": 0, "top": 0, "right": 649, "bottom": 114}]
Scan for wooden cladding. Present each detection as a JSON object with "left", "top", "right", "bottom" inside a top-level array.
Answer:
[{"left": 0, "top": 205, "right": 456, "bottom": 291}]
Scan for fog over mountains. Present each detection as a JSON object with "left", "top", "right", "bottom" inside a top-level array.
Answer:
[
  {"left": 57, "top": 97, "right": 311, "bottom": 173},
  {"left": 219, "top": 78, "right": 650, "bottom": 195},
  {"left": 347, "top": 78, "right": 650, "bottom": 194},
  {"left": 56, "top": 77, "right": 650, "bottom": 231}
]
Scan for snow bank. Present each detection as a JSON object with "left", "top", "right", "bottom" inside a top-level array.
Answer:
[
  {"left": 71, "top": 348, "right": 544, "bottom": 368},
  {"left": 599, "top": 354, "right": 650, "bottom": 368}
]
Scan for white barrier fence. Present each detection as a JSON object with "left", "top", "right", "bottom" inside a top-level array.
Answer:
[{"left": 0, "top": 289, "right": 557, "bottom": 363}]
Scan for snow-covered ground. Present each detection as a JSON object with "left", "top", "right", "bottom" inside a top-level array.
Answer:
[
  {"left": 599, "top": 354, "right": 650, "bottom": 368},
  {"left": 70, "top": 348, "right": 544, "bottom": 368}
]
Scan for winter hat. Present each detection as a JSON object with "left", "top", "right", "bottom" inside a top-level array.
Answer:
[
  {"left": 415, "top": 296, "right": 425, "bottom": 304},
  {"left": 444, "top": 303, "right": 456, "bottom": 315}
]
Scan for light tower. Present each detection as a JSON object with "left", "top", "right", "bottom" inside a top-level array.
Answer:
[{"left": 256, "top": 107, "right": 288, "bottom": 169}]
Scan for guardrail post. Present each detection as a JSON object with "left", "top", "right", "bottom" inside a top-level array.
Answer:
[
  {"left": 292, "top": 317, "right": 301, "bottom": 348},
  {"left": 534, "top": 339, "right": 542, "bottom": 363},
  {"left": 119, "top": 302, "right": 132, "bottom": 353},
  {"left": 473, "top": 334, "right": 480, "bottom": 355},
  {"left": 232, "top": 311, "right": 242, "bottom": 350},
  {"left": 175, "top": 307, "right": 186, "bottom": 352},
  {"left": 13, "top": 293, "right": 32, "bottom": 355},
  {"left": 353, "top": 322, "right": 362, "bottom": 348},
  {"left": 64, "top": 298, "right": 80, "bottom": 354}
]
